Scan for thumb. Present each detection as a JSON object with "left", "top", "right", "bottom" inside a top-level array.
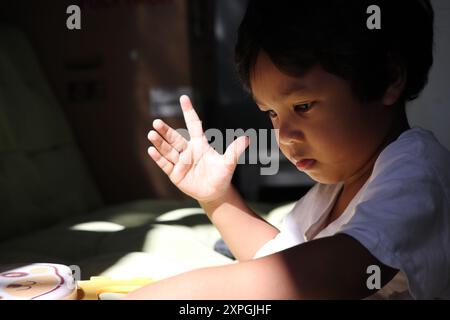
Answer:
[{"left": 224, "top": 136, "right": 250, "bottom": 169}]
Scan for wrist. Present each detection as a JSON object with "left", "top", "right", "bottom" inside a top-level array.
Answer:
[{"left": 199, "top": 186, "right": 237, "bottom": 211}]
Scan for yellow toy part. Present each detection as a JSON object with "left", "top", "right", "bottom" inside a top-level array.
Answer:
[{"left": 77, "top": 276, "right": 152, "bottom": 300}]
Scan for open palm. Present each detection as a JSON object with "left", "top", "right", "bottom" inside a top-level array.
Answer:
[{"left": 147, "top": 95, "right": 249, "bottom": 202}]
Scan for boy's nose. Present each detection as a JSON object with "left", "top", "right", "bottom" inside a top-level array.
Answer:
[{"left": 278, "top": 124, "right": 304, "bottom": 145}]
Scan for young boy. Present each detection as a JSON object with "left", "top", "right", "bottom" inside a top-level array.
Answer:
[{"left": 126, "top": 0, "right": 450, "bottom": 299}]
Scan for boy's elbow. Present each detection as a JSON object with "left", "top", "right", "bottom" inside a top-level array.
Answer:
[{"left": 249, "top": 234, "right": 398, "bottom": 299}]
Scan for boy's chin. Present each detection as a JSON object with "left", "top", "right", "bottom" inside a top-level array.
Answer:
[{"left": 306, "top": 172, "right": 341, "bottom": 185}]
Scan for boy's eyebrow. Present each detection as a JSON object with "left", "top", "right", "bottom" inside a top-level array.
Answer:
[
  {"left": 280, "top": 84, "right": 308, "bottom": 97},
  {"left": 252, "top": 84, "right": 308, "bottom": 106}
]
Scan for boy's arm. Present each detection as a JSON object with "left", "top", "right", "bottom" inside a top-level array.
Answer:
[
  {"left": 125, "top": 234, "right": 398, "bottom": 299},
  {"left": 200, "top": 186, "right": 279, "bottom": 262}
]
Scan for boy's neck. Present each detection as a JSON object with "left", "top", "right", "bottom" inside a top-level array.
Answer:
[
  {"left": 328, "top": 106, "right": 410, "bottom": 224},
  {"left": 346, "top": 105, "right": 410, "bottom": 189}
]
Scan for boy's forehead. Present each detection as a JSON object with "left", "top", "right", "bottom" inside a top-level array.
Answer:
[
  {"left": 251, "top": 51, "right": 312, "bottom": 104},
  {"left": 250, "top": 52, "right": 300, "bottom": 92}
]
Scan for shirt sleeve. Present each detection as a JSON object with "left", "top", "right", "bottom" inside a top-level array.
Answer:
[
  {"left": 253, "top": 197, "right": 308, "bottom": 259},
  {"left": 338, "top": 151, "right": 450, "bottom": 299}
]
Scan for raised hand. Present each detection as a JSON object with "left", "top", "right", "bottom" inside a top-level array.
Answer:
[{"left": 147, "top": 95, "right": 249, "bottom": 202}]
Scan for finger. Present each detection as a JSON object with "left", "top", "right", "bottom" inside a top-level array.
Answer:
[
  {"left": 148, "top": 146, "right": 174, "bottom": 176},
  {"left": 224, "top": 136, "right": 250, "bottom": 168},
  {"left": 152, "top": 119, "right": 188, "bottom": 152},
  {"left": 148, "top": 130, "right": 180, "bottom": 164},
  {"left": 169, "top": 148, "right": 193, "bottom": 185},
  {"left": 179, "top": 95, "right": 204, "bottom": 138}
]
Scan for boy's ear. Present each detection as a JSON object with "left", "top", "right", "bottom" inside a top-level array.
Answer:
[{"left": 382, "top": 65, "right": 407, "bottom": 106}]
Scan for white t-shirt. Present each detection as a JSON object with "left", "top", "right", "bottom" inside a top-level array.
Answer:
[{"left": 254, "top": 127, "right": 450, "bottom": 300}]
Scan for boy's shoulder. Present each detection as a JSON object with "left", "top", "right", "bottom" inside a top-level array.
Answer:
[
  {"left": 341, "top": 127, "right": 450, "bottom": 299},
  {"left": 376, "top": 126, "right": 450, "bottom": 181}
]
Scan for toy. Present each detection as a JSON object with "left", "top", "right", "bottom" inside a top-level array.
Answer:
[
  {"left": 0, "top": 263, "right": 77, "bottom": 300},
  {"left": 77, "top": 276, "right": 153, "bottom": 300},
  {"left": 0, "top": 263, "right": 152, "bottom": 300}
]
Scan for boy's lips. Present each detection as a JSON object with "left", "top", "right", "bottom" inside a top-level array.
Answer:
[{"left": 295, "top": 159, "right": 316, "bottom": 171}]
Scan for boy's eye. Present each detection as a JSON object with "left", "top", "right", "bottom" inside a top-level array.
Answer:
[{"left": 293, "top": 103, "right": 313, "bottom": 112}]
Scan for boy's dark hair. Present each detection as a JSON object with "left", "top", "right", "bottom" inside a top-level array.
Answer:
[{"left": 235, "top": 0, "right": 434, "bottom": 105}]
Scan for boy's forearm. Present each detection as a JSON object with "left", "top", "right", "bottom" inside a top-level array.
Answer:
[
  {"left": 199, "top": 186, "right": 279, "bottom": 261},
  {"left": 124, "top": 265, "right": 235, "bottom": 300},
  {"left": 124, "top": 257, "right": 299, "bottom": 300}
]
